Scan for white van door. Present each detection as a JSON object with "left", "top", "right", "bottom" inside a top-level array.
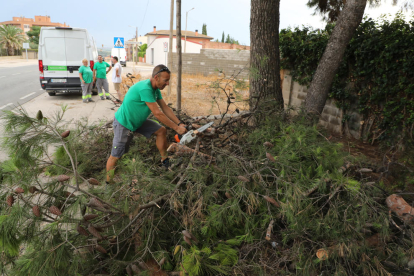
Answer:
[
  {"left": 64, "top": 29, "right": 87, "bottom": 78},
  {"left": 42, "top": 29, "right": 68, "bottom": 80}
]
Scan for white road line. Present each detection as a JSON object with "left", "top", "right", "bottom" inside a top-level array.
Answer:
[
  {"left": 0, "top": 103, "right": 13, "bottom": 110},
  {"left": 20, "top": 92, "right": 36, "bottom": 100},
  {"left": 12, "top": 73, "right": 21, "bottom": 75}
]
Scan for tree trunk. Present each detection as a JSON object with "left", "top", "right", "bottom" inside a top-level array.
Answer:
[
  {"left": 305, "top": 0, "right": 367, "bottom": 115},
  {"left": 249, "top": 0, "right": 283, "bottom": 111},
  {"left": 176, "top": 0, "right": 182, "bottom": 111}
]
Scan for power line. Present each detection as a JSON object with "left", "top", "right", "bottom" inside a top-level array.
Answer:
[{"left": 139, "top": 0, "right": 150, "bottom": 30}]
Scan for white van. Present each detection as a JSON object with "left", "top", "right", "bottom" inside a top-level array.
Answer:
[
  {"left": 38, "top": 27, "right": 99, "bottom": 96},
  {"left": 111, "top": 48, "right": 127, "bottom": 67}
]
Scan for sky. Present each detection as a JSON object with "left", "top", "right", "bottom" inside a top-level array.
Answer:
[{"left": 1, "top": 0, "right": 413, "bottom": 48}]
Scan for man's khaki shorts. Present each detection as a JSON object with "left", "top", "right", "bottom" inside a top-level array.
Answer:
[{"left": 114, "top": 83, "right": 121, "bottom": 90}]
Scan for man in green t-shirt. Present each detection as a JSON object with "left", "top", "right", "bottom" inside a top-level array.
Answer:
[
  {"left": 106, "top": 64, "right": 187, "bottom": 182},
  {"left": 93, "top": 55, "right": 112, "bottom": 100}
]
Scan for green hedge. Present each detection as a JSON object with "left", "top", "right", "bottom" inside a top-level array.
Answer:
[{"left": 280, "top": 13, "right": 414, "bottom": 141}]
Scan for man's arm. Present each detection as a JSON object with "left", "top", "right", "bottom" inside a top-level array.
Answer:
[
  {"left": 93, "top": 69, "right": 96, "bottom": 82},
  {"left": 146, "top": 102, "right": 186, "bottom": 135},
  {"left": 106, "top": 63, "right": 112, "bottom": 74},
  {"left": 157, "top": 99, "right": 181, "bottom": 124},
  {"left": 115, "top": 66, "right": 119, "bottom": 77}
]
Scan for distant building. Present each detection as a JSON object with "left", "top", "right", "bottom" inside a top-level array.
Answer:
[
  {"left": 0, "top": 16, "right": 69, "bottom": 34},
  {"left": 144, "top": 26, "right": 249, "bottom": 65},
  {"left": 125, "top": 35, "right": 148, "bottom": 61},
  {"left": 145, "top": 26, "right": 214, "bottom": 65}
]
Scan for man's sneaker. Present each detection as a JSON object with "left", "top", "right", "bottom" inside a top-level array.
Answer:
[
  {"left": 100, "top": 96, "right": 105, "bottom": 100},
  {"left": 161, "top": 158, "right": 170, "bottom": 170},
  {"left": 106, "top": 96, "right": 111, "bottom": 100},
  {"left": 88, "top": 98, "right": 95, "bottom": 102},
  {"left": 82, "top": 99, "right": 88, "bottom": 103}
]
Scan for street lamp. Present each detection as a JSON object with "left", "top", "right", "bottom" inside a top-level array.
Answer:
[
  {"left": 184, "top": 7, "right": 195, "bottom": 53},
  {"left": 128, "top": 25, "right": 138, "bottom": 65}
]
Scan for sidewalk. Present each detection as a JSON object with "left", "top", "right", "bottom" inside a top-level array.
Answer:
[{"left": 0, "top": 58, "right": 37, "bottom": 67}]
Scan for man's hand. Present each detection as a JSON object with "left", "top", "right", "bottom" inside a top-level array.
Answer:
[{"left": 175, "top": 125, "right": 187, "bottom": 135}]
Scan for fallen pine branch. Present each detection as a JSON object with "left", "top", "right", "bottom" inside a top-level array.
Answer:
[{"left": 167, "top": 143, "right": 215, "bottom": 161}]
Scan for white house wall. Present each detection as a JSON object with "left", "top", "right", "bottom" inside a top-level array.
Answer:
[{"left": 145, "top": 36, "right": 202, "bottom": 66}]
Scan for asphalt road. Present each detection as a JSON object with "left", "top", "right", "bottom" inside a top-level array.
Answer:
[{"left": 0, "top": 64, "right": 42, "bottom": 111}]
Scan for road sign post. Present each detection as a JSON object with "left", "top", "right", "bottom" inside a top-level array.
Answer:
[
  {"left": 23, "top": 43, "right": 29, "bottom": 60},
  {"left": 114, "top": 37, "right": 124, "bottom": 66},
  {"left": 164, "top": 42, "right": 168, "bottom": 65}
]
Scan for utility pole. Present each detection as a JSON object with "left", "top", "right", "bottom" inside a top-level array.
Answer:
[
  {"left": 176, "top": 0, "right": 182, "bottom": 111},
  {"left": 135, "top": 27, "right": 138, "bottom": 65},
  {"left": 184, "top": 7, "right": 194, "bottom": 53},
  {"left": 168, "top": 0, "right": 174, "bottom": 96}
]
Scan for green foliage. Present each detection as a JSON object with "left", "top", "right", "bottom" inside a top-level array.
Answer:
[
  {"left": 0, "top": 25, "right": 26, "bottom": 55},
  {"left": 138, "top": 43, "right": 147, "bottom": 58},
  {"left": 202, "top": 23, "right": 207, "bottom": 35},
  {"left": 1, "top": 105, "right": 412, "bottom": 275},
  {"left": 225, "top": 34, "right": 239, "bottom": 45},
  {"left": 26, "top": 26, "right": 40, "bottom": 47},
  {"left": 221, "top": 32, "right": 225, "bottom": 43},
  {"left": 280, "top": 13, "right": 414, "bottom": 141}
]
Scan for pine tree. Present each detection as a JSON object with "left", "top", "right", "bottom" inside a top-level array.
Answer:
[
  {"left": 202, "top": 23, "right": 207, "bottom": 35},
  {"left": 225, "top": 34, "right": 231, "bottom": 43},
  {"left": 221, "top": 31, "right": 225, "bottom": 43}
]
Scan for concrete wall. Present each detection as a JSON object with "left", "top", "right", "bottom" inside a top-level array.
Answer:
[
  {"left": 282, "top": 69, "right": 362, "bottom": 138},
  {"left": 171, "top": 48, "right": 250, "bottom": 78},
  {"left": 22, "top": 50, "right": 38, "bottom": 59}
]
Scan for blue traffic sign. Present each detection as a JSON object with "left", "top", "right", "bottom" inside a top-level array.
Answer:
[{"left": 114, "top": 37, "right": 124, "bottom": 48}]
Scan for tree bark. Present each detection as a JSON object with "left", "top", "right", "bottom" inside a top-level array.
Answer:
[
  {"left": 176, "top": 0, "right": 182, "bottom": 111},
  {"left": 250, "top": 0, "right": 283, "bottom": 111},
  {"left": 305, "top": 0, "right": 367, "bottom": 115}
]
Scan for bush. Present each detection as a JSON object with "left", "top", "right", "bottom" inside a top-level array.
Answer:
[{"left": 280, "top": 13, "right": 414, "bottom": 143}]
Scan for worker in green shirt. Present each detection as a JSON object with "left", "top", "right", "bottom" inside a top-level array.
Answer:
[
  {"left": 79, "top": 58, "right": 94, "bottom": 103},
  {"left": 93, "top": 55, "right": 112, "bottom": 100},
  {"left": 106, "top": 64, "right": 187, "bottom": 183}
]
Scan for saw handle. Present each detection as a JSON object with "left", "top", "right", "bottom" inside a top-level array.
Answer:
[
  {"left": 174, "top": 134, "right": 182, "bottom": 143},
  {"left": 174, "top": 124, "right": 191, "bottom": 143}
]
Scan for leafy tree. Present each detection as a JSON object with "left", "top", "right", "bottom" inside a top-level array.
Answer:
[
  {"left": 250, "top": 0, "right": 284, "bottom": 110},
  {"left": 26, "top": 26, "right": 41, "bottom": 46},
  {"left": 138, "top": 43, "right": 147, "bottom": 58},
  {"left": 221, "top": 31, "right": 225, "bottom": 43},
  {"left": 305, "top": 0, "right": 413, "bottom": 115},
  {"left": 225, "top": 34, "right": 231, "bottom": 43},
  {"left": 305, "top": 0, "right": 367, "bottom": 115},
  {"left": 202, "top": 23, "right": 207, "bottom": 35},
  {"left": 0, "top": 25, "right": 26, "bottom": 56}
]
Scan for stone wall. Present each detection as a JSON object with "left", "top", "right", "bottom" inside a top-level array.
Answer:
[
  {"left": 281, "top": 69, "right": 362, "bottom": 138},
  {"left": 172, "top": 48, "right": 250, "bottom": 78}
]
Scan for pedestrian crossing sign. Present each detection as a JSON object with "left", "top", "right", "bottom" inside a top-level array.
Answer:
[{"left": 114, "top": 37, "right": 124, "bottom": 48}]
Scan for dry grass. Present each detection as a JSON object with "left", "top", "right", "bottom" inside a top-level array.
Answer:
[{"left": 120, "top": 72, "right": 249, "bottom": 117}]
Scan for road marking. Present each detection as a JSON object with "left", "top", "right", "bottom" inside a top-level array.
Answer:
[
  {"left": 12, "top": 73, "right": 21, "bottom": 75},
  {"left": 39, "top": 88, "right": 43, "bottom": 90},
  {"left": 0, "top": 103, "right": 13, "bottom": 110},
  {"left": 20, "top": 92, "right": 36, "bottom": 100}
]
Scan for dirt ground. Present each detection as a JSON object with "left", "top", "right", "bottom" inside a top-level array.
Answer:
[{"left": 120, "top": 72, "right": 250, "bottom": 117}]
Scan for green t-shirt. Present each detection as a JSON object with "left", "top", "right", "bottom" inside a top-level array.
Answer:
[
  {"left": 79, "top": 65, "right": 93, "bottom": 83},
  {"left": 93, "top": 61, "right": 110, "bottom": 79},
  {"left": 115, "top": 79, "right": 163, "bottom": 131}
]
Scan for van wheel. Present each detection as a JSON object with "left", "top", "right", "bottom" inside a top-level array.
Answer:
[
  {"left": 48, "top": 92, "right": 56, "bottom": 96},
  {"left": 92, "top": 87, "right": 98, "bottom": 95}
]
